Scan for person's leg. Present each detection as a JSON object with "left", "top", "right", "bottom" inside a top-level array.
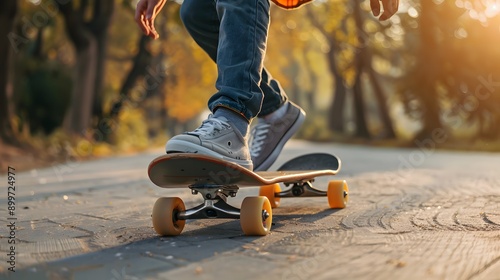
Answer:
[
  {"left": 174, "top": 0, "right": 304, "bottom": 171},
  {"left": 167, "top": 0, "right": 273, "bottom": 170},
  {"left": 179, "top": 0, "right": 219, "bottom": 61},
  {"left": 180, "top": 0, "right": 287, "bottom": 118},
  {"left": 259, "top": 69, "right": 287, "bottom": 116},
  {"left": 207, "top": 0, "right": 271, "bottom": 121}
]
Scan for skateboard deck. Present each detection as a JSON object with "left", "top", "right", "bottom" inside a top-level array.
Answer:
[
  {"left": 148, "top": 153, "right": 341, "bottom": 188},
  {"left": 277, "top": 153, "right": 340, "bottom": 171},
  {"left": 147, "top": 153, "right": 348, "bottom": 237}
]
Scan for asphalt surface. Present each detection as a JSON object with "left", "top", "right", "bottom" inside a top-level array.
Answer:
[{"left": 1, "top": 140, "right": 499, "bottom": 279}]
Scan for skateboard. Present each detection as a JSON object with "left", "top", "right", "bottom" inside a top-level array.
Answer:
[{"left": 148, "top": 153, "right": 349, "bottom": 236}]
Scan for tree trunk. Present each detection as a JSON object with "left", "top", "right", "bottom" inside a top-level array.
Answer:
[
  {"left": 88, "top": 1, "right": 115, "bottom": 121},
  {"left": 57, "top": 0, "right": 115, "bottom": 135},
  {"left": 0, "top": 1, "right": 17, "bottom": 143},
  {"left": 417, "top": 88, "right": 442, "bottom": 140},
  {"left": 368, "top": 69, "right": 396, "bottom": 138},
  {"left": 58, "top": 1, "right": 98, "bottom": 135},
  {"left": 352, "top": 71, "right": 370, "bottom": 138},
  {"left": 305, "top": 6, "right": 347, "bottom": 133},
  {"left": 350, "top": 0, "right": 396, "bottom": 139},
  {"left": 90, "top": 31, "right": 108, "bottom": 122},
  {"left": 111, "top": 35, "right": 153, "bottom": 118},
  {"left": 352, "top": 1, "right": 370, "bottom": 139},
  {"left": 64, "top": 38, "right": 98, "bottom": 134},
  {"left": 352, "top": 0, "right": 395, "bottom": 139},
  {"left": 326, "top": 46, "right": 348, "bottom": 133},
  {"left": 415, "top": 0, "right": 443, "bottom": 139}
]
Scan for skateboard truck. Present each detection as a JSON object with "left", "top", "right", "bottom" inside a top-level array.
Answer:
[
  {"left": 278, "top": 180, "right": 329, "bottom": 198},
  {"left": 177, "top": 185, "right": 241, "bottom": 220}
]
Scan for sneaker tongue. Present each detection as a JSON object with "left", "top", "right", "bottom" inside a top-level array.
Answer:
[{"left": 188, "top": 116, "right": 230, "bottom": 136}]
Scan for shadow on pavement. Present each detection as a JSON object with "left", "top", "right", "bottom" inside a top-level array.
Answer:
[{"left": 8, "top": 219, "right": 266, "bottom": 279}]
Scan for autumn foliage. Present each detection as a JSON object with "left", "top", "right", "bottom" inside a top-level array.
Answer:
[{"left": 1, "top": 0, "right": 500, "bottom": 153}]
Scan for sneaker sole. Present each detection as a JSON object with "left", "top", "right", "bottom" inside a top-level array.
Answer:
[
  {"left": 254, "top": 108, "right": 306, "bottom": 171},
  {"left": 166, "top": 140, "right": 254, "bottom": 171}
]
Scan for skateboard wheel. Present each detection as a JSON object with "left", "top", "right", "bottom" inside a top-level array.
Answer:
[
  {"left": 240, "top": 196, "right": 272, "bottom": 236},
  {"left": 152, "top": 197, "right": 186, "bottom": 236},
  {"left": 259, "top": 184, "right": 281, "bottom": 208},
  {"left": 327, "top": 180, "right": 349, "bottom": 209}
]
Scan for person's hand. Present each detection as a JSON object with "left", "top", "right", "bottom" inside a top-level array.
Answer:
[
  {"left": 370, "top": 0, "right": 399, "bottom": 21},
  {"left": 135, "top": 0, "right": 167, "bottom": 39}
]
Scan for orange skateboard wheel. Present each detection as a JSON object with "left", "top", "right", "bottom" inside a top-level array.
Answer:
[
  {"left": 152, "top": 197, "right": 186, "bottom": 236},
  {"left": 240, "top": 196, "right": 272, "bottom": 236},
  {"left": 327, "top": 180, "right": 349, "bottom": 209},
  {"left": 259, "top": 183, "right": 281, "bottom": 208}
]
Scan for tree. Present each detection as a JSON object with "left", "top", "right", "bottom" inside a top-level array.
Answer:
[
  {"left": 56, "top": 0, "right": 115, "bottom": 135},
  {"left": 399, "top": 1, "right": 500, "bottom": 140},
  {"left": 306, "top": 1, "right": 396, "bottom": 139},
  {"left": 87, "top": 1, "right": 115, "bottom": 122},
  {"left": 111, "top": 35, "right": 153, "bottom": 119},
  {"left": 305, "top": 3, "right": 350, "bottom": 133},
  {"left": 0, "top": 1, "right": 18, "bottom": 143},
  {"left": 408, "top": 0, "right": 444, "bottom": 140},
  {"left": 351, "top": 0, "right": 395, "bottom": 139}
]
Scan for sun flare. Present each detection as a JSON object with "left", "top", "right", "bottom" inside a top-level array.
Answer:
[
  {"left": 485, "top": 1, "right": 500, "bottom": 17},
  {"left": 457, "top": 0, "right": 500, "bottom": 20}
]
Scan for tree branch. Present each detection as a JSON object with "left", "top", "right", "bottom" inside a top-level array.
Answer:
[{"left": 56, "top": 1, "right": 91, "bottom": 48}]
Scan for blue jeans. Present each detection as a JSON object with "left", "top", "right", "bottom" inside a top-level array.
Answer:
[{"left": 180, "top": 0, "right": 288, "bottom": 120}]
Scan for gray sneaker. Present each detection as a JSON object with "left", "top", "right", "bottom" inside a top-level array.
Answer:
[
  {"left": 250, "top": 102, "right": 306, "bottom": 171},
  {"left": 165, "top": 115, "right": 253, "bottom": 170}
]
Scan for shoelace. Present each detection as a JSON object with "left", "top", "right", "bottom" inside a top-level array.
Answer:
[
  {"left": 249, "top": 121, "right": 271, "bottom": 157},
  {"left": 190, "top": 116, "right": 230, "bottom": 136}
]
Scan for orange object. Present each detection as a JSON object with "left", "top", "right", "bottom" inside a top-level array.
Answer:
[{"left": 271, "top": 0, "right": 313, "bottom": 9}]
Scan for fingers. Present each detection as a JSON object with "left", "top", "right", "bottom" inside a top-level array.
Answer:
[
  {"left": 145, "top": 3, "right": 158, "bottom": 39},
  {"left": 370, "top": 0, "right": 381, "bottom": 17},
  {"left": 135, "top": 0, "right": 166, "bottom": 39},
  {"left": 147, "top": 0, "right": 168, "bottom": 39},
  {"left": 380, "top": 0, "right": 399, "bottom": 21},
  {"left": 135, "top": 0, "right": 149, "bottom": 36}
]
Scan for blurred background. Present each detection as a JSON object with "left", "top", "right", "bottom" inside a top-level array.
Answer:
[{"left": 1, "top": 0, "right": 500, "bottom": 170}]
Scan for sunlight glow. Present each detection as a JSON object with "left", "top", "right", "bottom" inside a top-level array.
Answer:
[
  {"left": 455, "top": 0, "right": 500, "bottom": 19},
  {"left": 485, "top": 0, "right": 500, "bottom": 17}
]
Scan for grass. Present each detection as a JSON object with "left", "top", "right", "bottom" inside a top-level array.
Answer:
[{"left": 3, "top": 112, "right": 499, "bottom": 174}]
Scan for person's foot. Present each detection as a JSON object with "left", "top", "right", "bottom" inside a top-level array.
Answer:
[
  {"left": 249, "top": 102, "right": 305, "bottom": 171},
  {"left": 165, "top": 115, "right": 253, "bottom": 170}
]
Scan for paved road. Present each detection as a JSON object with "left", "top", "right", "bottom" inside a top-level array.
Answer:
[{"left": 1, "top": 140, "right": 499, "bottom": 279}]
